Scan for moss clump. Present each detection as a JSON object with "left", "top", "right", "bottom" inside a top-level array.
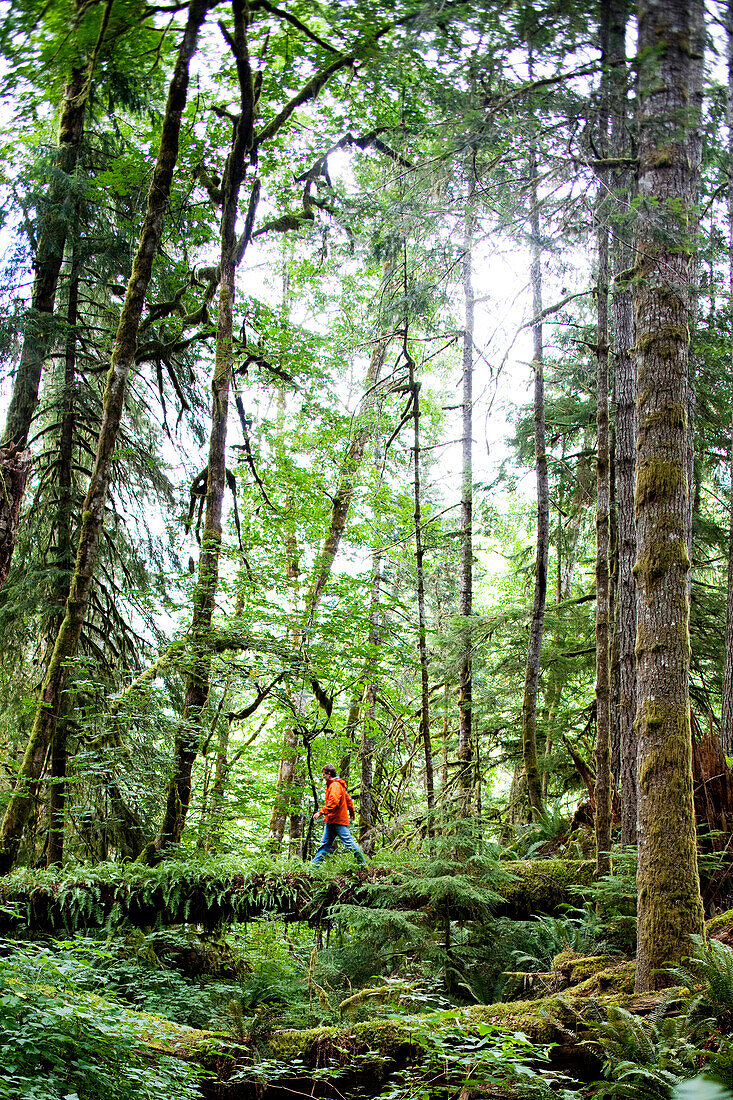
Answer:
[
  {"left": 444, "top": 998, "right": 561, "bottom": 1043},
  {"left": 649, "top": 147, "right": 678, "bottom": 169},
  {"left": 635, "top": 458, "right": 685, "bottom": 512},
  {"left": 707, "top": 910, "right": 733, "bottom": 939},
  {"left": 551, "top": 950, "right": 617, "bottom": 986},
  {"left": 266, "top": 1026, "right": 337, "bottom": 1059},
  {"left": 351, "top": 1018, "right": 415, "bottom": 1053},
  {"left": 496, "top": 859, "right": 594, "bottom": 918},
  {"left": 634, "top": 538, "right": 689, "bottom": 590},
  {"left": 640, "top": 403, "right": 686, "bottom": 434},
  {"left": 567, "top": 960, "right": 637, "bottom": 996},
  {"left": 637, "top": 325, "right": 688, "bottom": 357}
]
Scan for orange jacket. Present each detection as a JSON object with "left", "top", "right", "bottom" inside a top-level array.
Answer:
[{"left": 319, "top": 777, "right": 355, "bottom": 825}]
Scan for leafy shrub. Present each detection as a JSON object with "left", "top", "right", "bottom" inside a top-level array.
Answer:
[
  {"left": 0, "top": 938, "right": 201, "bottom": 1100},
  {"left": 376, "top": 1016, "right": 580, "bottom": 1100},
  {"left": 579, "top": 847, "right": 638, "bottom": 952}
]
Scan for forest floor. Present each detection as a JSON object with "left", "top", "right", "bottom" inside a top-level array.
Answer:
[{"left": 6, "top": 841, "right": 731, "bottom": 1099}]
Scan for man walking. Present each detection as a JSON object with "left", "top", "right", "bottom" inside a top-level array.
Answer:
[{"left": 311, "top": 764, "right": 366, "bottom": 865}]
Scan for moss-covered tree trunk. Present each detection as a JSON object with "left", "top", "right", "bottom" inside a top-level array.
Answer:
[
  {"left": 457, "top": 188, "right": 474, "bottom": 817},
  {"left": 410, "top": 369, "right": 435, "bottom": 832},
  {"left": 722, "top": 0, "right": 733, "bottom": 758},
  {"left": 594, "top": 0, "right": 613, "bottom": 879},
  {"left": 47, "top": 252, "right": 80, "bottom": 868},
  {"left": 522, "top": 136, "right": 548, "bottom": 822},
  {"left": 609, "top": 0, "right": 637, "bottom": 846},
  {"left": 633, "top": 0, "right": 705, "bottom": 991},
  {"left": 150, "top": 0, "right": 254, "bottom": 855},
  {"left": 359, "top": 548, "right": 382, "bottom": 853},
  {"left": 0, "top": 0, "right": 210, "bottom": 876}
]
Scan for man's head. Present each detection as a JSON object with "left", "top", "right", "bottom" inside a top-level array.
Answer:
[{"left": 322, "top": 764, "right": 337, "bottom": 783}]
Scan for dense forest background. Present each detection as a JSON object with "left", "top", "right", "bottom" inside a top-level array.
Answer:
[{"left": 4, "top": 0, "right": 733, "bottom": 1098}]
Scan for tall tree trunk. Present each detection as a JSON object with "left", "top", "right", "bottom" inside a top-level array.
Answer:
[
  {"left": 0, "top": 0, "right": 115, "bottom": 588},
  {"left": 150, "top": 0, "right": 254, "bottom": 855},
  {"left": 0, "top": 0, "right": 210, "bottom": 876},
  {"left": 608, "top": 0, "right": 638, "bottom": 845},
  {"left": 634, "top": 0, "right": 705, "bottom": 991},
  {"left": 47, "top": 250, "right": 80, "bottom": 868},
  {"left": 268, "top": 338, "right": 389, "bottom": 845},
  {"left": 409, "top": 366, "right": 435, "bottom": 833},
  {"left": 522, "top": 138, "right": 548, "bottom": 821},
  {"left": 457, "top": 187, "right": 475, "bottom": 817},
  {"left": 594, "top": 0, "right": 613, "bottom": 879},
  {"left": 722, "top": 0, "right": 733, "bottom": 757}
]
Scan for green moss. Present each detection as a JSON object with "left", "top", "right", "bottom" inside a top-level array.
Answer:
[
  {"left": 266, "top": 1026, "right": 337, "bottom": 1059},
  {"left": 637, "top": 326, "right": 688, "bottom": 358},
  {"left": 634, "top": 540, "right": 689, "bottom": 590},
  {"left": 640, "top": 403, "right": 686, "bottom": 434},
  {"left": 635, "top": 458, "right": 685, "bottom": 511},
  {"left": 707, "top": 910, "right": 733, "bottom": 938},
  {"left": 634, "top": 619, "right": 690, "bottom": 659},
  {"left": 497, "top": 860, "right": 594, "bottom": 918},
  {"left": 636, "top": 701, "right": 691, "bottom": 792},
  {"left": 352, "top": 1019, "right": 414, "bottom": 1052},
  {"left": 649, "top": 147, "right": 678, "bottom": 169},
  {"left": 567, "top": 960, "right": 636, "bottom": 996},
  {"left": 551, "top": 952, "right": 617, "bottom": 985}
]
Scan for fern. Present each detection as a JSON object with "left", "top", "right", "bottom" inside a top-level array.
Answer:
[
  {"left": 585, "top": 1004, "right": 701, "bottom": 1100},
  {"left": 668, "top": 936, "right": 733, "bottom": 1027}
]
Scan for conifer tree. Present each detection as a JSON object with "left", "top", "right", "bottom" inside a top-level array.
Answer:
[{"left": 633, "top": 0, "right": 706, "bottom": 991}]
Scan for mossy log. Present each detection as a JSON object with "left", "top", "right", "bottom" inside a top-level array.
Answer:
[
  {"left": 504, "top": 952, "right": 636, "bottom": 1000},
  {"left": 0, "top": 859, "right": 593, "bottom": 933},
  {"left": 167, "top": 982, "right": 669, "bottom": 1098}
]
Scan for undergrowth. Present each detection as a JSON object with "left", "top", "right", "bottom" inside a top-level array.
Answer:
[{"left": 0, "top": 937, "right": 201, "bottom": 1100}]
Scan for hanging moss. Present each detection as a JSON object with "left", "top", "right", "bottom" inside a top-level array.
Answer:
[
  {"left": 636, "top": 325, "right": 688, "bottom": 358},
  {"left": 635, "top": 458, "right": 685, "bottom": 510},
  {"left": 633, "top": 536, "right": 689, "bottom": 589},
  {"left": 639, "top": 402, "right": 687, "bottom": 435}
]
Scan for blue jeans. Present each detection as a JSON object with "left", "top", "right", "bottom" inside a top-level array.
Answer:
[{"left": 311, "top": 823, "right": 366, "bottom": 865}]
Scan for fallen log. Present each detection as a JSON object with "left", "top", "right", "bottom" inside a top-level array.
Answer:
[{"left": 0, "top": 858, "right": 594, "bottom": 933}]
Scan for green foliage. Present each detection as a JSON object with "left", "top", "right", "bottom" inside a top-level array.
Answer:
[
  {"left": 0, "top": 938, "right": 201, "bottom": 1100},
  {"left": 509, "top": 904, "right": 608, "bottom": 972},
  {"left": 580, "top": 848, "right": 639, "bottom": 952},
  {"left": 374, "top": 1016, "right": 580, "bottom": 1100},
  {"left": 668, "top": 936, "right": 733, "bottom": 1028},
  {"left": 586, "top": 1004, "right": 701, "bottom": 1100}
]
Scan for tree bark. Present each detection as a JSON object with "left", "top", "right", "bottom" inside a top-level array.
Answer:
[
  {"left": 634, "top": 0, "right": 705, "bottom": 991},
  {"left": 522, "top": 138, "right": 548, "bottom": 822},
  {"left": 150, "top": 0, "right": 254, "bottom": 855},
  {"left": 0, "top": 0, "right": 210, "bottom": 876},
  {"left": 457, "top": 185, "right": 475, "bottom": 817},
  {"left": 608, "top": 0, "right": 638, "bottom": 843},
  {"left": 722, "top": 0, "right": 733, "bottom": 758},
  {"left": 594, "top": 0, "right": 613, "bottom": 879}
]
